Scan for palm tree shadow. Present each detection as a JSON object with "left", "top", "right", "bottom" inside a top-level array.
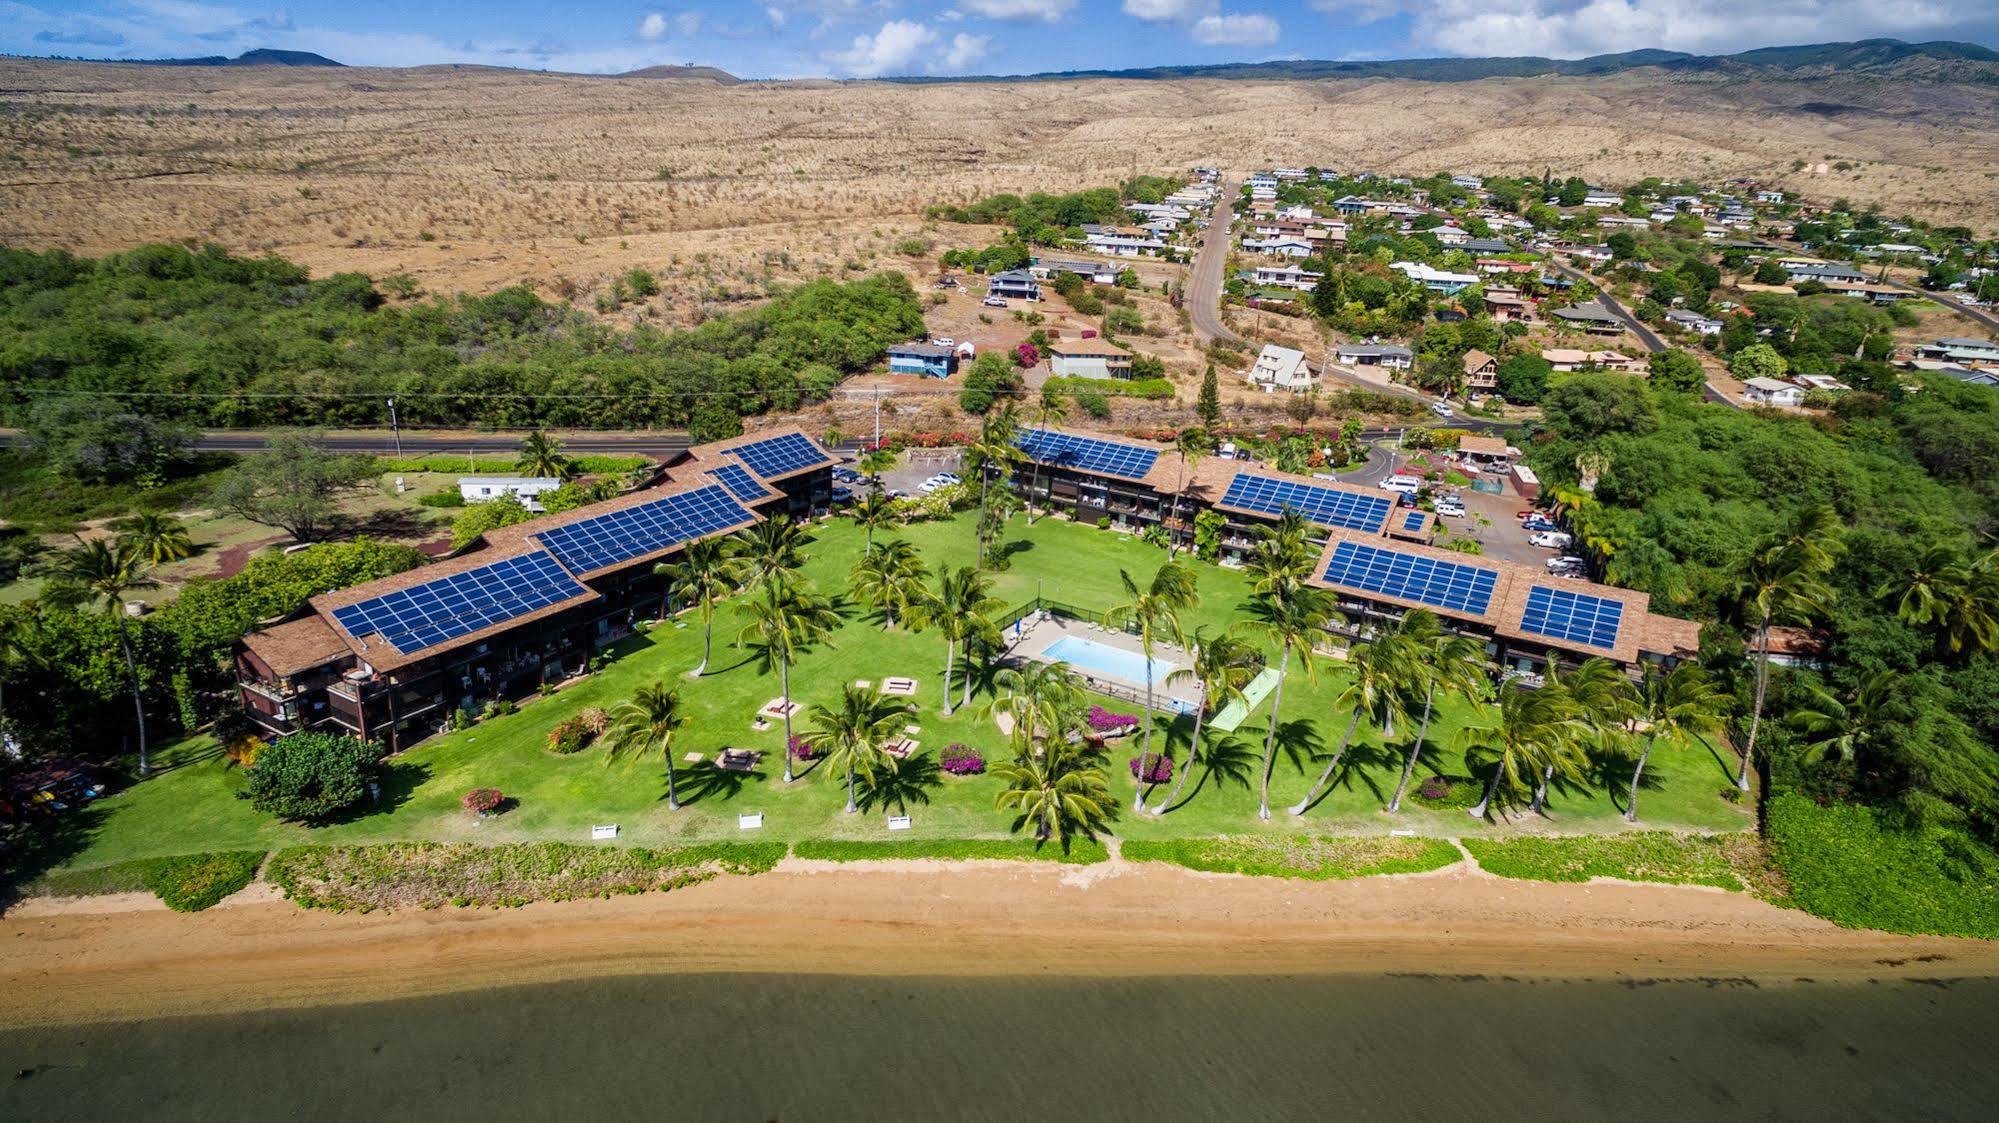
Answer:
[
  {"left": 857, "top": 754, "right": 942, "bottom": 814},
  {"left": 1689, "top": 731, "right": 1737, "bottom": 779},
  {"left": 672, "top": 764, "right": 767, "bottom": 806},
  {"left": 1293, "top": 736, "right": 1398, "bottom": 816},
  {"left": 1159, "top": 733, "right": 1258, "bottom": 813}
]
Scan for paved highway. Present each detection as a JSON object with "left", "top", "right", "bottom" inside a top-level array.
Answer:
[
  {"left": 1187, "top": 176, "right": 1244, "bottom": 346},
  {"left": 1886, "top": 281, "right": 1999, "bottom": 333},
  {"left": 0, "top": 428, "right": 693, "bottom": 457}
]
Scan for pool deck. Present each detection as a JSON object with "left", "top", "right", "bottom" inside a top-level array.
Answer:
[{"left": 1005, "top": 613, "right": 1202, "bottom": 712}]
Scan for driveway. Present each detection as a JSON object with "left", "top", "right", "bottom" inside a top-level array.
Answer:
[{"left": 1187, "top": 177, "right": 1243, "bottom": 346}]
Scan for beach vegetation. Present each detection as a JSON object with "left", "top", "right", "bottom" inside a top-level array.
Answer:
[
  {"left": 1462, "top": 833, "right": 1755, "bottom": 891},
  {"left": 1122, "top": 835, "right": 1460, "bottom": 880},
  {"left": 266, "top": 841, "right": 784, "bottom": 912}
]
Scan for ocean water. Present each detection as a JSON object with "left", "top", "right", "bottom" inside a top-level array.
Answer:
[{"left": 4, "top": 972, "right": 1997, "bottom": 1121}]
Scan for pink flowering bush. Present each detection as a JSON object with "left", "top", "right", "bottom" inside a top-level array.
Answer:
[
  {"left": 462, "top": 788, "right": 504, "bottom": 815},
  {"left": 1087, "top": 705, "right": 1140, "bottom": 733},
  {"left": 788, "top": 734, "right": 819, "bottom": 761},
  {"left": 1014, "top": 343, "right": 1040, "bottom": 368},
  {"left": 1129, "top": 753, "right": 1172, "bottom": 784},
  {"left": 940, "top": 743, "right": 986, "bottom": 776}
]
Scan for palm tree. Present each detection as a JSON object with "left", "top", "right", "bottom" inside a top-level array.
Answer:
[
  {"left": 1530, "top": 658, "right": 1637, "bottom": 815},
  {"left": 1238, "top": 583, "right": 1339, "bottom": 821},
  {"left": 1290, "top": 630, "right": 1407, "bottom": 815},
  {"left": 1167, "top": 428, "right": 1213, "bottom": 557},
  {"left": 737, "top": 515, "right": 811, "bottom": 606},
  {"left": 858, "top": 447, "right": 899, "bottom": 493},
  {"left": 1729, "top": 507, "right": 1841, "bottom": 792},
  {"left": 0, "top": 611, "right": 46, "bottom": 754},
  {"left": 849, "top": 490, "right": 899, "bottom": 557},
  {"left": 603, "top": 681, "right": 688, "bottom": 809},
  {"left": 801, "top": 684, "right": 907, "bottom": 814},
  {"left": 966, "top": 404, "right": 1023, "bottom": 570},
  {"left": 1626, "top": 663, "right": 1729, "bottom": 822},
  {"left": 1386, "top": 614, "right": 1488, "bottom": 813},
  {"left": 1787, "top": 669, "right": 1901, "bottom": 771},
  {"left": 910, "top": 565, "right": 1001, "bottom": 715},
  {"left": 653, "top": 537, "right": 743, "bottom": 676},
  {"left": 994, "top": 742, "right": 1114, "bottom": 846},
  {"left": 849, "top": 538, "right": 928, "bottom": 630},
  {"left": 1154, "top": 628, "right": 1259, "bottom": 814},
  {"left": 1456, "top": 682, "right": 1580, "bottom": 820},
  {"left": 1105, "top": 561, "right": 1198, "bottom": 810},
  {"left": 515, "top": 429, "right": 575, "bottom": 480},
  {"left": 1024, "top": 388, "right": 1067, "bottom": 525},
  {"left": 1877, "top": 544, "right": 1999, "bottom": 656},
  {"left": 984, "top": 660, "right": 1083, "bottom": 759},
  {"left": 735, "top": 578, "right": 841, "bottom": 783},
  {"left": 49, "top": 540, "right": 156, "bottom": 774},
  {"left": 112, "top": 512, "right": 192, "bottom": 566}
]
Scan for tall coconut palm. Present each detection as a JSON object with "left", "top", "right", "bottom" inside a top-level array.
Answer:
[
  {"left": 1290, "top": 631, "right": 1407, "bottom": 815},
  {"left": 984, "top": 659, "right": 1083, "bottom": 759},
  {"left": 1154, "top": 628, "right": 1259, "bottom": 814},
  {"left": 653, "top": 537, "right": 743, "bottom": 676},
  {"left": 1787, "top": 669, "right": 1902, "bottom": 770},
  {"left": 1237, "top": 514, "right": 1337, "bottom": 820},
  {"left": 515, "top": 429, "right": 575, "bottom": 480},
  {"left": 801, "top": 684, "right": 907, "bottom": 814},
  {"left": 603, "top": 681, "right": 688, "bottom": 809},
  {"left": 1626, "top": 663, "right": 1729, "bottom": 822},
  {"left": 112, "top": 512, "right": 192, "bottom": 566},
  {"left": 910, "top": 565, "right": 1001, "bottom": 715},
  {"left": 966, "top": 404, "right": 1023, "bottom": 570},
  {"left": 1729, "top": 508, "right": 1841, "bottom": 792},
  {"left": 858, "top": 447, "right": 899, "bottom": 493},
  {"left": 737, "top": 515, "right": 811, "bottom": 606},
  {"left": 849, "top": 538, "right": 929, "bottom": 630},
  {"left": 849, "top": 490, "right": 899, "bottom": 557},
  {"left": 1167, "top": 428, "right": 1213, "bottom": 556},
  {"left": 1024, "top": 387, "right": 1067, "bottom": 524},
  {"left": 1105, "top": 560, "right": 1199, "bottom": 810},
  {"left": 1531, "top": 658, "right": 1637, "bottom": 815},
  {"left": 1456, "top": 682, "right": 1580, "bottom": 820},
  {"left": 1387, "top": 614, "right": 1489, "bottom": 813},
  {"left": 48, "top": 540, "right": 156, "bottom": 774},
  {"left": 735, "top": 577, "right": 840, "bottom": 783},
  {"left": 994, "top": 742, "right": 1114, "bottom": 846},
  {"left": 1876, "top": 544, "right": 1999, "bottom": 656},
  {"left": 0, "top": 610, "right": 47, "bottom": 753}
]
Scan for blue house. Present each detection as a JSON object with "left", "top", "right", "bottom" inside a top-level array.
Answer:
[{"left": 887, "top": 341, "right": 956, "bottom": 378}]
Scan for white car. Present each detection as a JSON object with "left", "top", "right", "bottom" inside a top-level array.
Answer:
[
  {"left": 933, "top": 337, "right": 955, "bottom": 349},
  {"left": 982, "top": 296, "right": 1008, "bottom": 308},
  {"left": 1435, "top": 498, "right": 1466, "bottom": 518},
  {"left": 1431, "top": 401, "right": 1455, "bottom": 419},
  {"left": 934, "top": 471, "right": 962, "bottom": 484},
  {"left": 1547, "top": 555, "right": 1587, "bottom": 572},
  {"left": 918, "top": 477, "right": 945, "bottom": 493},
  {"left": 1530, "top": 531, "right": 1574, "bottom": 549},
  {"left": 1380, "top": 474, "right": 1423, "bottom": 496}
]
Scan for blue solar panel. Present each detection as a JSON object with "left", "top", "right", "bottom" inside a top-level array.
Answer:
[
  {"left": 1402, "top": 510, "right": 1428, "bottom": 532},
  {"left": 329, "top": 551, "right": 587, "bottom": 656},
  {"left": 707, "top": 463, "right": 771, "bottom": 502},
  {"left": 533, "top": 484, "right": 753, "bottom": 576},
  {"left": 729, "top": 433, "right": 830, "bottom": 480},
  {"left": 1320, "top": 540, "right": 1499, "bottom": 616},
  {"left": 1014, "top": 428, "right": 1158, "bottom": 480},
  {"left": 1520, "top": 585, "right": 1625, "bottom": 650},
  {"left": 1218, "top": 472, "right": 1392, "bottom": 532}
]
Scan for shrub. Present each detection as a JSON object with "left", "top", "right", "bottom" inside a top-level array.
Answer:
[
  {"left": 142, "top": 851, "right": 265, "bottom": 912},
  {"left": 1086, "top": 705, "right": 1139, "bottom": 733},
  {"left": 462, "top": 788, "right": 505, "bottom": 815},
  {"left": 1129, "top": 752, "right": 1172, "bottom": 784},
  {"left": 791, "top": 838, "right": 1108, "bottom": 864},
  {"left": 417, "top": 491, "right": 466, "bottom": 508},
  {"left": 577, "top": 706, "right": 610, "bottom": 735},
  {"left": 240, "top": 732, "right": 383, "bottom": 824},
  {"left": 1411, "top": 775, "right": 1481, "bottom": 810},
  {"left": 1123, "top": 836, "right": 1460, "bottom": 880},
  {"left": 1765, "top": 793, "right": 1999, "bottom": 938},
  {"left": 1461, "top": 834, "right": 1752, "bottom": 892},
  {"left": 940, "top": 743, "right": 985, "bottom": 775},
  {"left": 788, "top": 734, "right": 819, "bottom": 761}
]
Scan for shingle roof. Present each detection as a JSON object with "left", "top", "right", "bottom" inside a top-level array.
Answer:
[{"left": 241, "top": 615, "right": 352, "bottom": 678}]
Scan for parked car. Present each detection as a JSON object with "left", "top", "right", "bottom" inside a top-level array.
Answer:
[
  {"left": 830, "top": 485, "right": 854, "bottom": 503},
  {"left": 1522, "top": 517, "right": 1558, "bottom": 533},
  {"left": 1529, "top": 531, "right": 1574, "bottom": 549},
  {"left": 1431, "top": 401, "right": 1455, "bottom": 419},
  {"left": 918, "top": 478, "right": 943, "bottom": 493},
  {"left": 832, "top": 467, "right": 862, "bottom": 483},
  {"left": 982, "top": 296, "right": 1008, "bottom": 308},
  {"left": 932, "top": 337, "right": 955, "bottom": 349},
  {"left": 1380, "top": 474, "right": 1423, "bottom": 496},
  {"left": 934, "top": 471, "right": 962, "bottom": 484},
  {"left": 1547, "top": 555, "right": 1586, "bottom": 571},
  {"left": 1435, "top": 497, "right": 1466, "bottom": 518}
]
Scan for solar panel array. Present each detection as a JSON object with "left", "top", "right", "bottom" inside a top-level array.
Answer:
[
  {"left": 1218, "top": 473, "right": 1393, "bottom": 532},
  {"left": 707, "top": 462, "right": 771, "bottom": 502},
  {"left": 330, "top": 551, "right": 587, "bottom": 656},
  {"left": 532, "top": 484, "right": 753, "bottom": 576},
  {"left": 1014, "top": 428, "right": 1158, "bottom": 480},
  {"left": 1320, "top": 540, "right": 1500, "bottom": 616},
  {"left": 1520, "top": 585, "right": 1625, "bottom": 650},
  {"left": 1402, "top": 510, "right": 1429, "bottom": 532},
  {"left": 728, "top": 432, "right": 830, "bottom": 480}
]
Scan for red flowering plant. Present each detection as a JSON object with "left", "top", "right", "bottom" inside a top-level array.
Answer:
[
  {"left": 463, "top": 788, "right": 505, "bottom": 815},
  {"left": 1129, "top": 753, "right": 1172, "bottom": 784}
]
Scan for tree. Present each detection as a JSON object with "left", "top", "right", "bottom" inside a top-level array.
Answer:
[
  {"left": 22, "top": 398, "right": 194, "bottom": 486},
  {"left": 1456, "top": 682, "right": 1579, "bottom": 819},
  {"left": 737, "top": 514, "right": 810, "bottom": 607},
  {"left": 993, "top": 741, "right": 1114, "bottom": 846},
  {"left": 603, "top": 681, "right": 688, "bottom": 808},
  {"left": 1753, "top": 261, "right": 1789, "bottom": 286},
  {"left": 1540, "top": 373, "right": 1658, "bottom": 441},
  {"left": 1557, "top": 177, "right": 1589, "bottom": 207},
  {"left": 1025, "top": 386, "right": 1068, "bottom": 525},
  {"left": 1386, "top": 615, "right": 1489, "bottom": 813},
  {"left": 1168, "top": 428, "right": 1213, "bottom": 557},
  {"left": 857, "top": 447, "right": 899, "bottom": 492},
  {"left": 1729, "top": 507, "right": 1842, "bottom": 792},
  {"left": 1647, "top": 349, "right": 1707, "bottom": 394},
  {"left": 1197, "top": 364, "right": 1222, "bottom": 430},
  {"left": 45, "top": 540, "right": 157, "bottom": 774},
  {"left": 966, "top": 404, "right": 1023, "bottom": 570},
  {"left": 112, "top": 512, "right": 192, "bottom": 566},
  {"left": 1627, "top": 663, "right": 1728, "bottom": 822},
  {"left": 1105, "top": 561, "right": 1198, "bottom": 810},
  {"left": 449, "top": 493, "right": 533, "bottom": 549},
  {"left": 985, "top": 659, "right": 1083, "bottom": 759},
  {"left": 654, "top": 537, "right": 743, "bottom": 676},
  {"left": 514, "top": 430, "right": 576, "bottom": 480},
  {"left": 1532, "top": 658, "right": 1637, "bottom": 815},
  {"left": 241, "top": 731, "right": 382, "bottom": 823},
  {"left": 1876, "top": 545, "right": 1999, "bottom": 657},
  {"left": 1155, "top": 628, "right": 1258, "bottom": 814},
  {"left": 1289, "top": 631, "right": 1406, "bottom": 815},
  {"left": 959, "top": 351, "right": 1021, "bottom": 413},
  {"left": 802, "top": 684, "right": 907, "bottom": 814},
  {"left": 1788, "top": 670, "right": 1902, "bottom": 771},
  {"left": 848, "top": 490, "right": 899, "bottom": 556},
  {"left": 1729, "top": 342, "right": 1789, "bottom": 384},
  {"left": 211, "top": 433, "right": 374, "bottom": 543},
  {"left": 1494, "top": 353, "right": 1552, "bottom": 404},
  {"left": 735, "top": 578, "right": 841, "bottom": 783},
  {"left": 1237, "top": 515, "right": 1340, "bottom": 820},
  {"left": 850, "top": 538, "right": 929, "bottom": 630},
  {"left": 911, "top": 565, "right": 1001, "bottom": 715}
]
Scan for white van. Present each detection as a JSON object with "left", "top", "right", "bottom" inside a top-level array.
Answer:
[{"left": 1380, "top": 474, "right": 1423, "bottom": 496}]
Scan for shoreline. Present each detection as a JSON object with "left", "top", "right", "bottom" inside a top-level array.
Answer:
[{"left": 4, "top": 859, "right": 1996, "bottom": 1029}]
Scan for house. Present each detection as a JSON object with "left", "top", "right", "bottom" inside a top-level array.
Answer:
[
  {"left": 886, "top": 341, "right": 957, "bottom": 378},
  {"left": 1581, "top": 192, "right": 1625, "bottom": 208},
  {"left": 1430, "top": 224, "right": 1471, "bottom": 246},
  {"left": 1246, "top": 344, "right": 1315, "bottom": 393},
  {"left": 1551, "top": 302, "right": 1627, "bottom": 335},
  {"left": 1598, "top": 215, "right": 1650, "bottom": 229},
  {"left": 1782, "top": 261, "right": 1867, "bottom": 284},
  {"left": 1046, "top": 337, "right": 1134, "bottom": 380},
  {"left": 1541, "top": 349, "right": 1643, "bottom": 374},
  {"left": 1756, "top": 189, "right": 1785, "bottom": 204},
  {"left": 1793, "top": 374, "right": 1849, "bottom": 393},
  {"left": 1664, "top": 309, "right": 1723, "bottom": 336},
  {"left": 458, "top": 477, "right": 563, "bottom": 512},
  {"left": 1483, "top": 287, "right": 1531, "bottom": 321},
  {"left": 1391, "top": 261, "right": 1478, "bottom": 295},
  {"left": 1555, "top": 243, "right": 1614, "bottom": 265},
  {"left": 1823, "top": 281, "right": 1909, "bottom": 305},
  {"left": 1451, "top": 174, "right": 1484, "bottom": 189},
  {"left": 1458, "top": 238, "right": 1513, "bottom": 255},
  {"left": 1245, "top": 236, "right": 1315, "bottom": 259},
  {"left": 1252, "top": 264, "right": 1323, "bottom": 291},
  {"left": 1456, "top": 435, "right": 1514, "bottom": 471},
  {"left": 1335, "top": 343, "right": 1413, "bottom": 370},
  {"left": 1915, "top": 338, "right": 1999, "bottom": 365},
  {"left": 1247, "top": 173, "right": 1278, "bottom": 191},
  {"left": 1743, "top": 377, "right": 1805, "bottom": 406},
  {"left": 1085, "top": 230, "right": 1167, "bottom": 257},
  {"left": 1032, "top": 259, "right": 1118, "bottom": 285},
  {"left": 1333, "top": 195, "right": 1373, "bottom": 215},
  {"left": 1461, "top": 349, "right": 1498, "bottom": 392},
  {"left": 988, "top": 270, "right": 1040, "bottom": 301}
]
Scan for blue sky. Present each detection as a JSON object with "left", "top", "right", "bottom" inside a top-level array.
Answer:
[{"left": 7, "top": 0, "right": 1997, "bottom": 78}]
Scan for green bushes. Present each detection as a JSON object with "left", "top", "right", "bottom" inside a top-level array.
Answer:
[
  {"left": 417, "top": 490, "right": 466, "bottom": 508},
  {"left": 1122, "top": 836, "right": 1460, "bottom": 879},
  {"left": 240, "top": 732, "right": 384, "bottom": 823},
  {"left": 1461, "top": 833, "right": 1753, "bottom": 891},
  {"left": 1766, "top": 793, "right": 1999, "bottom": 938},
  {"left": 791, "top": 838, "right": 1109, "bottom": 864},
  {"left": 1044, "top": 376, "right": 1174, "bottom": 400}
]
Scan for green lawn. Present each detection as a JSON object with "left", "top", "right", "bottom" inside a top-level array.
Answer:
[{"left": 46, "top": 512, "right": 1751, "bottom": 871}]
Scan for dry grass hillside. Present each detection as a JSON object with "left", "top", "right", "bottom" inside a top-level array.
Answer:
[{"left": 4, "top": 59, "right": 1998, "bottom": 310}]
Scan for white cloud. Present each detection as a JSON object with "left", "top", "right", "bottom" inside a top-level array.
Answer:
[
  {"left": 1190, "top": 11, "right": 1279, "bottom": 45},
  {"left": 1122, "top": 0, "right": 1211, "bottom": 19},
  {"left": 830, "top": 18, "right": 935, "bottom": 77},
  {"left": 637, "top": 12, "right": 668, "bottom": 40},
  {"left": 943, "top": 31, "right": 989, "bottom": 67},
  {"left": 959, "top": 0, "right": 1075, "bottom": 20}
]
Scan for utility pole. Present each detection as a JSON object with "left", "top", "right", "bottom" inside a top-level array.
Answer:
[
  {"left": 387, "top": 397, "right": 403, "bottom": 459},
  {"left": 873, "top": 385, "right": 882, "bottom": 448}
]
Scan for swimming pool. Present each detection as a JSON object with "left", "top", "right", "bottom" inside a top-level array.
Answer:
[{"left": 1041, "top": 634, "right": 1181, "bottom": 689}]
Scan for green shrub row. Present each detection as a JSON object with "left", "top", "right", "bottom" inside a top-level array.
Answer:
[
  {"left": 374, "top": 454, "right": 649, "bottom": 475},
  {"left": 1461, "top": 832, "right": 1750, "bottom": 892},
  {"left": 791, "top": 838, "right": 1109, "bottom": 864},
  {"left": 29, "top": 850, "right": 265, "bottom": 912},
  {"left": 1765, "top": 793, "right": 1999, "bottom": 939},
  {"left": 1043, "top": 376, "right": 1175, "bottom": 400},
  {"left": 1121, "top": 835, "right": 1460, "bottom": 880}
]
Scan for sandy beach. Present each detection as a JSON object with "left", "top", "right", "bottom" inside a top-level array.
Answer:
[{"left": 4, "top": 858, "right": 1994, "bottom": 1030}]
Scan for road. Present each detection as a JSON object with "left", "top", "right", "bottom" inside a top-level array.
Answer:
[
  {"left": 0, "top": 428, "right": 693, "bottom": 458},
  {"left": 1187, "top": 176, "right": 1244, "bottom": 346},
  {"left": 1884, "top": 281, "right": 1999, "bottom": 333},
  {"left": 1548, "top": 261, "right": 1666, "bottom": 353}
]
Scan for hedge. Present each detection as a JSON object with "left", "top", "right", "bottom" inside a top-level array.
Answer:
[
  {"left": 267, "top": 841, "right": 785, "bottom": 912},
  {"left": 29, "top": 850, "right": 265, "bottom": 912},
  {"left": 790, "top": 838, "right": 1109, "bottom": 864},
  {"left": 1121, "top": 835, "right": 1460, "bottom": 880},
  {"left": 1765, "top": 793, "right": 1999, "bottom": 938},
  {"left": 1044, "top": 376, "right": 1175, "bottom": 400},
  {"left": 1461, "top": 833, "right": 1751, "bottom": 892}
]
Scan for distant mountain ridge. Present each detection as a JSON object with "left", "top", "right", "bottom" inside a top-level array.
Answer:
[
  {"left": 893, "top": 38, "right": 1999, "bottom": 84},
  {"left": 56, "top": 47, "right": 344, "bottom": 68}
]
